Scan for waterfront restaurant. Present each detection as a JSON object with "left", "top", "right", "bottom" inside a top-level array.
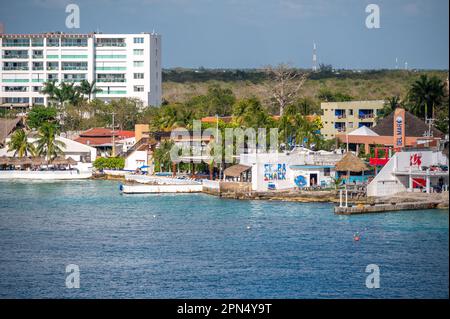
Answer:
[
  {"left": 0, "top": 135, "right": 97, "bottom": 179},
  {"left": 238, "top": 147, "right": 345, "bottom": 191},
  {"left": 367, "top": 148, "right": 449, "bottom": 197},
  {"left": 336, "top": 108, "right": 445, "bottom": 154}
]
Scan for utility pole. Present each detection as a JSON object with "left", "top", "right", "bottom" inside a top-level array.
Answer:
[{"left": 111, "top": 112, "right": 116, "bottom": 157}]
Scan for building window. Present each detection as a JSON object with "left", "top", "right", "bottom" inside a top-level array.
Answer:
[
  {"left": 134, "top": 37, "right": 144, "bottom": 44},
  {"left": 349, "top": 109, "right": 354, "bottom": 116},
  {"left": 133, "top": 73, "right": 144, "bottom": 79},
  {"left": 348, "top": 122, "right": 354, "bottom": 128},
  {"left": 324, "top": 168, "right": 331, "bottom": 176},
  {"left": 133, "top": 61, "right": 144, "bottom": 67},
  {"left": 133, "top": 49, "right": 144, "bottom": 55},
  {"left": 134, "top": 85, "right": 144, "bottom": 92}
]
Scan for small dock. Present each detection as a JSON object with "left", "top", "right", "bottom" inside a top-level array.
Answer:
[{"left": 334, "top": 201, "right": 441, "bottom": 215}]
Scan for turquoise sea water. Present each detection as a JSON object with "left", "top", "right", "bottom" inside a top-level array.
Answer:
[{"left": 0, "top": 180, "right": 448, "bottom": 299}]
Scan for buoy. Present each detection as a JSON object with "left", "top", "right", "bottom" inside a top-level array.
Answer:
[{"left": 353, "top": 232, "right": 361, "bottom": 241}]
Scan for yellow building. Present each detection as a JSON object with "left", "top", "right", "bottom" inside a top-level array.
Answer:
[{"left": 320, "top": 100, "right": 384, "bottom": 139}]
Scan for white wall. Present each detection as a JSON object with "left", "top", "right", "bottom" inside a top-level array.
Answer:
[
  {"left": 124, "top": 150, "right": 147, "bottom": 171},
  {"left": 367, "top": 150, "right": 449, "bottom": 197}
]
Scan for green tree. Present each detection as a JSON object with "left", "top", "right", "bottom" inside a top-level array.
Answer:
[
  {"left": 232, "top": 97, "right": 274, "bottom": 129},
  {"left": 78, "top": 80, "right": 102, "bottom": 102},
  {"left": 153, "top": 140, "right": 175, "bottom": 172},
  {"left": 7, "top": 129, "right": 36, "bottom": 157},
  {"left": 93, "top": 157, "right": 125, "bottom": 170},
  {"left": 378, "top": 95, "right": 401, "bottom": 120},
  {"left": 41, "top": 80, "right": 58, "bottom": 103},
  {"left": 27, "top": 105, "right": 58, "bottom": 130},
  {"left": 36, "top": 123, "right": 66, "bottom": 161},
  {"left": 408, "top": 75, "right": 446, "bottom": 119},
  {"left": 317, "top": 88, "right": 353, "bottom": 102}
]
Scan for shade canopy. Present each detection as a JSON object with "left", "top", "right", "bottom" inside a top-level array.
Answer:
[
  {"left": 224, "top": 164, "right": 251, "bottom": 177},
  {"left": 7, "top": 157, "right": 21, "bottom": 165},
  {"left": 30, "top": 157, "right": 46, "bottom": 165},
  {"left": 335, "top": 152, "right": 369, "bottom": 172},
  {"left": 66, "top": 157, "right": 78, "bottom": 165},
  {"left": 51, "top": 156, "right": 69, "bottom": 165},
  {"left": 17, "top": 157, "right": 32, "bottom": 165},
  {"left": 0, "top": 156, "right": 8, "bottom": 165}
]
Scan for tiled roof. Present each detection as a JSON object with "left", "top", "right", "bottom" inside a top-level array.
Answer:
[
  {"left": 78, "top": 128, "right": 134, "bottom": 138},
  {"left": 372, "top": 111, "right": 444, "bottom": 138}
]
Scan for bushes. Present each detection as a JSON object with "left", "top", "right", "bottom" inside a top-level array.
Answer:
[{"left": 93, "top": 157, "right": 125, "bottom": 170}]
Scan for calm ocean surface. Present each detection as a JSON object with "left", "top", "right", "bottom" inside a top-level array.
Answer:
[{"left": 0, "top": 180, "right": 448, "bottom": 299}]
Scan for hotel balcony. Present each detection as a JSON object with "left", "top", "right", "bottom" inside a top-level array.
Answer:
[
  {"left": 334, "top": 109, "right": 346, "bottom": 119},
  {"left": 96, "top": 78, "right": 126, "bottom": 83},
  {"left": 32, "top": 54, "right": 44, "bottom": 59},
  {"left": 2, "top": 54, "right": 29, "bottom": 59},
  {"left": 2, "top": 66, "right": 29, "bottom": 71},
  {"left": 95, "top": 39, "right": 126, "bottom": 47},
  {"left": 358, "top": 109, "right": 375, "bottom": 120},
  {"left": 334, "top": 123, "right": 346, "bottom": 133}
]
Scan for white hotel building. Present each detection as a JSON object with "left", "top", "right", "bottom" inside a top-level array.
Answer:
[{"left": 0, "top": 32, "right": 162, "bottom": 108}]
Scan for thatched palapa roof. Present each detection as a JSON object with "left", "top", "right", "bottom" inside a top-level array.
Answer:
[
  {"left": 30, "top": 157, "right": 46, "bottom": 165},
  {"left": 51, "top": 156, "right": 69, "bottom": 165},
  {"left": 224, "top": 164, "right": 251, "bottom": 177},
  {"left": 0, "top": 156, "right": 9, "bottom": 165},
  {"left": 66, "top": 157, "right": 78, "bottom": 165},
  {"left": 335, "top": 152, "right": 369, "bottom": 172}
]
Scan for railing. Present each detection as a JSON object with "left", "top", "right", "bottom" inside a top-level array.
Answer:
[
  {"left": 96, "top": 67, "right": 127, "bottom": 71},
  {"left": 2, "top": 55, "right": 29, "bottom": 59},
  {"left": 2, "top": 67, "right": 29, "bottom": 71},
  {"left": 32, "top": 54, "right": 44, "bottom": 59},
  {"left": 3, "top": 88, "right": 28, "bottom": 92},
  {"left": 2, "top": 79, "right": 29, "bottom": 83},
  {"left": 62, "top": 66, "right": 88, "bottom": 71},
  {"left": 95, "top": 55, "right": 127, "bottom": 59},
  {"left": 96, "top": 78, "right": 126, "bottom": 83},
  {"left": 95, "top": 43, "right": 126, "bottom": 47}
]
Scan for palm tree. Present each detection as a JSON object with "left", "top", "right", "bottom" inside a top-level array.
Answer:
[
  {"left": 408, "top": 75, "right": 446, "bottom": 119},
  {"left": 153, "top": 140, "right": 174, "bottom": 172},
  {"left": 7, "top": 129, "right": 36, "bottom": 157},
  {"left": 41, "top": 80, "right": 58, "bottom": 105},
  {"left": 35, "top": 123, "right": 66, "bottom": 161},
  {"left": 78, "top": 80, "right": 102, "bottom": 101},
  {"left": 378, "top": 95, "right": 401, "bottom": 120}
]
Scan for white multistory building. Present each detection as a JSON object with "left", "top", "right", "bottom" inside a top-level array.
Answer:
[{"left": 0, "top": 32, "right": 162, "bottom": 108}]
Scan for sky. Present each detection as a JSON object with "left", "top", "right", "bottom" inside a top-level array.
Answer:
[{"left": 0, "top": 0, "right": 448, "bottom": 69}]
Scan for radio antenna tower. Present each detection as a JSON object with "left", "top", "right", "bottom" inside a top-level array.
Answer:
[{"left": 312, "top": 42, "right": 318, "bottom": 72}]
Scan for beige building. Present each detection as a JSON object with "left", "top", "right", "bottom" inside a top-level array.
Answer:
[{"left": 320, "top": 100, "right": 384, "bottom": 139}]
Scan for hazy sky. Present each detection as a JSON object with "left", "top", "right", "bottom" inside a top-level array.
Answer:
[{"left": 1, "top": 0, "right": 448, "bottom": 69}]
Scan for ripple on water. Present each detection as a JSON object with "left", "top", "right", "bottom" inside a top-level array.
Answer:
[{"left": 0, "top": 180, "right": 448, "bottom": 298}]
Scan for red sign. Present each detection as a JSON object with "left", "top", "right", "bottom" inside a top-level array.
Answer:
[{"left": 410, "top": 153, "right": 422, "bottom": 167}]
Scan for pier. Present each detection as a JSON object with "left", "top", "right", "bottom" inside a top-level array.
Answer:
[{"left": 335, "top": 201, "right": 441, "bottom": 215}]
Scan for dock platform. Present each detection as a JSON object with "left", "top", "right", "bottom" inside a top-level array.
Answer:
[{"left": 335, "top": 201, "right": 441, "bottom": 215}]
